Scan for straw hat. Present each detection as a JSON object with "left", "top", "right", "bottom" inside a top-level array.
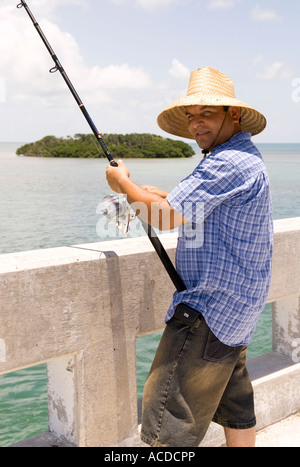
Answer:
[{"left": 157, "top": 67, "right": 267, "bottom": 139}]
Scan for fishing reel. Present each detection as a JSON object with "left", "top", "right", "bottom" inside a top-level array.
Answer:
[{"left": 100, "top": 194, "right": 136, "bottom": 236}]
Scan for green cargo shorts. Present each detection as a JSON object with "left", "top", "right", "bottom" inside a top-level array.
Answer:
[{"left": 141, "top": 303, "right": 256, "bottom": 447}]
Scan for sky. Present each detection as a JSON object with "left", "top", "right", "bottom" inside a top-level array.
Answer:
[{"left": 0, "top": 0, "right": 299, "bottom": 143}]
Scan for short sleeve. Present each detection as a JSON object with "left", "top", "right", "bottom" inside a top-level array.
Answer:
[{"left": 167, "top": 157, "right": 246, "bottom": 223}]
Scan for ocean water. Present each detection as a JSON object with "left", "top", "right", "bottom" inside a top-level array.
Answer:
[{"left": 0, "top": 141, "right": 299, "bottom": 446}]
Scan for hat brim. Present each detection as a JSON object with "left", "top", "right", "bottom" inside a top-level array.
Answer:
[{"left": 157, "top": 94, "right": 267, "bottom": 139}]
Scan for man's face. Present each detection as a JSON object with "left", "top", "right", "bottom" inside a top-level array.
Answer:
[{"left": 185, "top": 105, "right": 241, "bottom": 151}]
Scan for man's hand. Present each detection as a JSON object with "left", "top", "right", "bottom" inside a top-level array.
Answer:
[
  {"left": 106, "top": 160, "right": 130, "bottom": 193},
  {"left": 105, "top": 159, "right": 187, "bottom": 230}
]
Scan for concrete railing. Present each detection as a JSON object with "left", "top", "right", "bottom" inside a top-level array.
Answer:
[{"left": 0, "top": 218, "right": 300, "bottom": 447}]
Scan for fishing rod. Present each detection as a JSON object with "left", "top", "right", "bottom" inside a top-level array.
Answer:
[{"left": 17, "top": 0, "right": 186, "bottom": 292}]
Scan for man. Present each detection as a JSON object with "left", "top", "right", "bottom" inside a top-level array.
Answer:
[{"left": 106, "top": 67, "right": 273, "bottom": 447}]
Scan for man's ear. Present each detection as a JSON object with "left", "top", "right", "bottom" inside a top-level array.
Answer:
[{"left": 230, "top": 106, "right": 241, "bottom": 124}]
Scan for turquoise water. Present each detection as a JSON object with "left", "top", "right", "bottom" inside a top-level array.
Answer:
[{"left": 0, "top": 142, "right": 299, "bottom": 446}]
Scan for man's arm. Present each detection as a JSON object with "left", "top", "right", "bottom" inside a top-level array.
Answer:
[
  {"left": 142, "top": 186, "right": 170, "bottom": 198},
  {"left": 106, "top": 160, "right": 186, "bottom": 230}
]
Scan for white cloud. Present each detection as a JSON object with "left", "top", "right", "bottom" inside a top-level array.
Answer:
[
  {"left": 251, "top": 4, "right": 281, "bottom": 22},
  {"left": 108, "top": 0, "right": 178, "bottom": 10},
  {"left": 15, "top": 0, "right": 88, "bottom": 21},
  {"left": 84, "top": 64, "right": 152, "bottom": 91},
  {"left": 0, "top": 2, "right": 152, "bottom": 109},
  {"left": 256, "top": 62, "right": 292, "bottom": 81},
  {"left": 169, "top": 59, "right": 190, "bottom": 79},
  {"left": 249, "top": 54, "right": 292, "bottom": 81},
  {"left": 249, "top": 54, "right": 264, "bottom": 71},
  {"left": 207, "top": 0, "right": 235, "bottom": 10},
  {"left": 135, "top": 0, "right": 178, "bottom": 9},
  {"left": 1, "top": 0, "right": 179, "bottom": 140}
]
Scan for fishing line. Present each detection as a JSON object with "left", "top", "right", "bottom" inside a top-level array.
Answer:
[
  {"left": 17, "top": 1, "right": 116, "bottom": 167},
  {"left": 17, "top": 0, "right": 186, "bottom": 292}
]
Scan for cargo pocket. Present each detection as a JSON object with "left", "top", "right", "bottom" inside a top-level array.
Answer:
[{"left": 203, "top": 330, "right": 236, "bottom": 362}]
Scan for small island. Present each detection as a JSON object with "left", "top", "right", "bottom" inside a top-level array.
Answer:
[{"left": 16, "top": 134, "right": 195, "bottom": 159}]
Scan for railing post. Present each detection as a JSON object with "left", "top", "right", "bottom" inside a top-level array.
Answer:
[
  {"left": 47, "top": 341, "right": 140, "bottom": 447},
  {"left": 47, "top": 354, "right": 81, "bottom": 445}
]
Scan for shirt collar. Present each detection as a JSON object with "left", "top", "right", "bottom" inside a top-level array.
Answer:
[{"left": 211, "top": 132, "right": 252, "bottom": 156}]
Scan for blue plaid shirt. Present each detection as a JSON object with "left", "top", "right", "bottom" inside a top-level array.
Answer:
[{"left": 166, "top": 132, "right": 273, "bottom": 346}]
